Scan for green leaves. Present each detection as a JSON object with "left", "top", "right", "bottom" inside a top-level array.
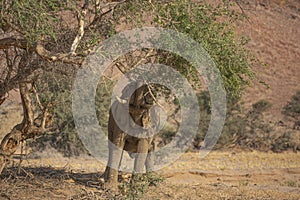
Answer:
[
  {"left": 114, "top": 0, "right": 255, "bottom": 101},
  {"left": 1, "top": 0, "right": 71, "bottom": 45}
]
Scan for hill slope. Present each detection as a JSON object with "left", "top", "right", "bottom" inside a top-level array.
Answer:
[{"left": 237, "top": 1, "right": 300, "bottom": 122}]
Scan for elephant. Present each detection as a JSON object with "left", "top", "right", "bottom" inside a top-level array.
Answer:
[{"left": 102, "top": 81, "right": 160, "bottom": 191}]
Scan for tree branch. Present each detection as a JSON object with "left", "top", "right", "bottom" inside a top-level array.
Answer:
[
  {"left": 88, "top": 0, "right": 128, "bottom": 28},
  {"left": 35, "top": 44, "right": 84, "bottom": 64},
  {"left": 0, "top": 37, "right": 31, "bottom": 50},
  {"left": 70, "top": 0, "right": 89, "bottom": 55},
  {"left": 145, "top": 83, "right": 163, "bottom": 108},
  {"left": 19, "top": 83, "right": 34, "bottom": 131},
  {"left": 0, "top": 37, "right": 84, "bottom": 64}
]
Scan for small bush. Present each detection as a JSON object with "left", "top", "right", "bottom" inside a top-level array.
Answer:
[
  {"left": 252, "top": 99, "right": 272, "bottom": 113},
  {"left": 283, "top": 91, "right": 300, "bottom": 118},
  {"left": 119, "top": 172, "right": 164, "bottom": 199},
  {"left": 285, "top": 180, "right": 298, "bottom": 187}
]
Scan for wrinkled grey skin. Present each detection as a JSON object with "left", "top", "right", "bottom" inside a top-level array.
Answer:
[{"left": 103, "top": 82, "right": 159, "bottom": 191}]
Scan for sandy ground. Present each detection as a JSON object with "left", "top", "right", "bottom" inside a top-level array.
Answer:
[{"left": 0, "top": 151, "right": 299, "bottom": 199}]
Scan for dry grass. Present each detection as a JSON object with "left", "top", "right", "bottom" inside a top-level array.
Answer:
[{"left": 0, "top": 151, "right": 299, "bottom": 199}]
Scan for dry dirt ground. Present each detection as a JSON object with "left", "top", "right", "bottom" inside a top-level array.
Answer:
[{"left": 0, "top": 151, "right": 299, "bottom": 199}]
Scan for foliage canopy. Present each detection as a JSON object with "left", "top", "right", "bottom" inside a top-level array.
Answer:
[{"left": 0, "top": 0, "right": 255, "bottom": 155}]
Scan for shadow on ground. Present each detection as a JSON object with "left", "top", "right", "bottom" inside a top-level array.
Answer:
[{"left": 0, "top": 166, "right": 111, "bottom": 200}]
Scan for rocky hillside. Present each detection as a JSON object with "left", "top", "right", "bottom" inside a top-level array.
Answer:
[{"left": 236, "top": 0, "right": 300, "bottom": 123}]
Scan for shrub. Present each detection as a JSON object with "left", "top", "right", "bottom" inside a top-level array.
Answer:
[
  {"left": 119, "top": 172, "right": 164, "bottom": 199},
  {"left": 283, "top": 91, "right": 300, "bottom": 118}
]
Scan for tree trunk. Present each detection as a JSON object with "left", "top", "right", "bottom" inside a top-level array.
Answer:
[{"left": 0, "top": 72, "right": 50, "bottom": 174}]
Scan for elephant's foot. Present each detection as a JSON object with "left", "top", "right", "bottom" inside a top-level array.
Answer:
[
  {"left": 103, "top": 180, "right": 119, "bottom": 192},
  {"left": 102, "top": 167, "right": 119, "bottom": 194},
  {"left": 100, "top": 167, "right": 109, "bottom": 180}
]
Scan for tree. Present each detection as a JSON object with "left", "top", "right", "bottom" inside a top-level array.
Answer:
[
  {"left": 0, "top": 0, "right": 254, "bottom": 173},
  {"left": 0, "top": 0, "right": 123, "bottom": 172},
  {"left": 282, "top": 91, "right": 300, "bottom": 130}
]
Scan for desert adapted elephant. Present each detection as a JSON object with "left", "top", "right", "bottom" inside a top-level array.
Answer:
[{"left": 103, "top": 81, "right": 159, "bottom": 191}]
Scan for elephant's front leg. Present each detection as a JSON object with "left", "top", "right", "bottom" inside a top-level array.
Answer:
[
  {"left": 104, "top": 135, "right": 125, "bottom": 191},
  {"left": 133, "top": 138, "right": 149, "bottom": 174}
]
